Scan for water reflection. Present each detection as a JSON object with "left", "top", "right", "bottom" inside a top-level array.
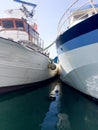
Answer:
[
  {"left": 57, "top": 113, "right": 71, "bottom": 130},
  {"left": 41, "top": 82, "right": 61, "bottom": 130},
  {"left": 0, "top": 83, "right": 51, "bottom": 130},
  {"left": 59, "top": 82, "right": 98, "bottom": 130},
  {"left": 0, "top": 79, "right": 97, "bottom": 130}
]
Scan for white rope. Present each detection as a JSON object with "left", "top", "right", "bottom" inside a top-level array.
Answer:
[{"left": 43, "top": 40, "right": 56, "bottom": 51}]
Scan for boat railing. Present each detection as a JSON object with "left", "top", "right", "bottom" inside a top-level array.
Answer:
[
  {"left": 38, "top": 37, "right": 44, "bottom": 49},
  {"left": 57, "top": 0, "right": 98, "bottom": 35},
  {"left": 1, "top": 29, "right": 44, "bottom": 50},
  {"left": 18, "top": 36, "right": 44, "bottom": 50}
]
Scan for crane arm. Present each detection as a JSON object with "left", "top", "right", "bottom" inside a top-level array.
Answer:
[{"left": 13, "top": 0, "right": 37, "bottom": 8}]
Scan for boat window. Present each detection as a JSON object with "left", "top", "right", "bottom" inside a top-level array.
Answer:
[
  {"left": 24, "top": 23, "right": 29, "bottom": 33},
  {"left": 15, "top": 20, "right": 24, "bottom": 29},
  {"left": 29, "top": 27, "right": 35, "bottom": 37},
  {"left": 2, "top": 20, "right": 14, "bottom": 28},
  {"left": 0, "top": 22, "right": 2, "bottom": 30},
  {"left": 74, "top": 14, "right": 88, "bottom": 21},
  {"left": 92, "top": 12, "right": 96, "bottom": 15}
]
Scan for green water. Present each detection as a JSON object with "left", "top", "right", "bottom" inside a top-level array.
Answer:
[{"left": 0, "top": 79, "right": 98, "bottom": 130}]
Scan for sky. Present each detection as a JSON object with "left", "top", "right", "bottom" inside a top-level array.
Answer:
[{"left": 0, "top": 0, "right": 98, "bottom": 58}]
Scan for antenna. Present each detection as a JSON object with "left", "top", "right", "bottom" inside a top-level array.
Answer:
[{"left": 13, "top": 0, "right": 37, "bottom": 18}]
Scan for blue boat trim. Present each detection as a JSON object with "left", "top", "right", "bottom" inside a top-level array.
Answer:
[
  {"left": 56, "top": 13, "right": 98, "bottom": 49},
  {"left": 57, "top": 29, "right": 98, "bottom": 54}
]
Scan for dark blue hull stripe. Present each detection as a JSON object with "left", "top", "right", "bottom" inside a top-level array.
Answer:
[
  {"left": 57, "top": 29, "right": 98, "bottom": 54},
  {"left": 56, "top": 13, "right": 98, "bottom": 49}
]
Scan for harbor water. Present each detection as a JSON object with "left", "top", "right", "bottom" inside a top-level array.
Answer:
[{"left": 0, "top": 78, "right": 98, "bottom": 130}]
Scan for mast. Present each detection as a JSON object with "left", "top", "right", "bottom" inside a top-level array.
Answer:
[{"left": 13, "top": 0, "right": 37, "bottom": 18}]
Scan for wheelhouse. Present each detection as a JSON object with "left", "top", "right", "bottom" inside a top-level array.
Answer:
[
  {"left": 0, "top": 18, "right": 39, "bottom": 39},
  {"left": 0, "top": 18, "right": 44, "bottom": 48}
]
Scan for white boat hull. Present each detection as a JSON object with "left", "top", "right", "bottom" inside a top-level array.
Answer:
[
  {"left": 58, "top": 38, "right": 98, "bottom": 99},
  {"left": 56, "top": 14, "right": 98, "bottom": 99},
  {"left": 0, "top": 37, "right": 57, "bottom": 90}
]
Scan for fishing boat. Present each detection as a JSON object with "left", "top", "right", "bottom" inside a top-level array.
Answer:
[
  {"left": 0, "top": 0, "right": 57, "bottom": 92},
  {"left": 56, "top": 0, "right": 98, "bottom": 99}
]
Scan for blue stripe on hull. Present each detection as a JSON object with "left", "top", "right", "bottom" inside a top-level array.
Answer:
[
  {"left": 56, "top": 13, "right": 98, "bottom": 53},
  {"left": 57, "top": 29, "right": 98, "bottom": 54}
]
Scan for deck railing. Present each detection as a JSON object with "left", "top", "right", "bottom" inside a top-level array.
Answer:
[{"left": 57, "top": 0, "right": 98, "bottom": 35}]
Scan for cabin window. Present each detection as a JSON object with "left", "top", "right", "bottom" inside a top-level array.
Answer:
[
  {"left": 15, "top": 20, "right": 24, "bottom": 29},
  {"left": 92, "top": 12, "right": 96, "bottom": 15},
  {"left": 0, "top": 21, "right": 2, "bottom": 30},
  {"left": 29, "top": 27, "right": 35, "bottom": 37},
  {"left": 73, "top": 14, "right": 88, "bottom": 21},
  {"left": 24, "top": 23, "right": 29, "bottom": 33},
  {"left": 2, "top": 20, "right": 14, "bottom": 28},
  {"left": 80, "top": 14, "right": 88, "bottom": 19}
]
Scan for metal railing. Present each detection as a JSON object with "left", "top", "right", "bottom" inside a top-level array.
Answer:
[{"left": 57, "top": 0, "right": 98, "bottom": 35}]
